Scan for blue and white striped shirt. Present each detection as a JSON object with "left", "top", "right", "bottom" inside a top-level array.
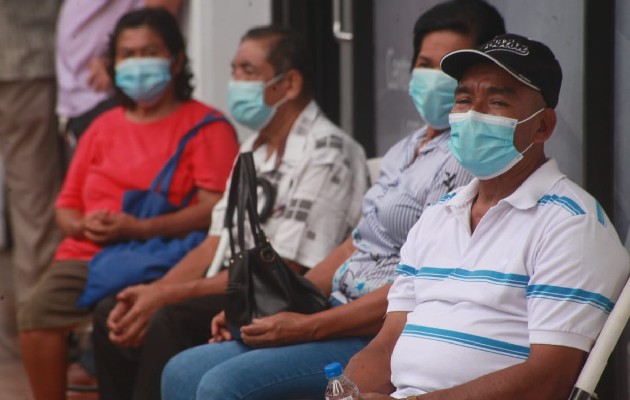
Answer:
[{"left": 388, "top": 159, "right": 629, "bottom": 397}]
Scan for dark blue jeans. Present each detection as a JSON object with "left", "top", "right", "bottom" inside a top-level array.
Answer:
[{"left": 161, "top": 336, "right": 372, "bottom": 400}]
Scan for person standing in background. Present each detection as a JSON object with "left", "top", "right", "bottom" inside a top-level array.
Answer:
[
  {"left": 56, "top": 0, "right": 183, "bottom": 144},
  {"left": 0, "top": 0, "right": 64, "bottom": 354}
]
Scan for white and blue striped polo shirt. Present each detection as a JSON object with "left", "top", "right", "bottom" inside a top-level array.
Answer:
[{"left": 387, "top": 159, "right": 630, "bottom": 397}]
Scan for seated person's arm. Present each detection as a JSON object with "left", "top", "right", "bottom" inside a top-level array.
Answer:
[
  {"left": 409, "top": 344, "right": 585, "bottom": 400},
  {"left": 209, "top": 236, "right": 357, "bottom": 345},
  {"left": 158, "top": 234, "right": 222, "bottom": 285},
  {"left": 305, "top": 236, "right": 357, "bottom": 296},
  {"left": 56, "top": 207, "right": 104, "bottom": 240},
  {"left": 60, "top": 189, "right": 222, "bottom": 244},
  {"left": 238, "top": 281, "right": 392, "bottom": 347},
  {"left": 345, "top": 311, "right": 407, "bottom": 395},
  {"left": 135, "top": 188, "right": 222, "bottom": 239},
  {"left": 93, "top": 188, "right": 222, "bottom": 243},
  {"left": 284, "top": 259, "right": 308, "bottom": 275}
]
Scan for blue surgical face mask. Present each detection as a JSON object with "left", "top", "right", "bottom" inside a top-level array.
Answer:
[
  {"left": 408, "top": 68, "right": 458, "bottom": 129},
  {"left": 448, "top": 109, "right": 544, "bottom": 179},
  {"left": 228, "top": 74, "right": 287, "bottom": 131},
  {"left": 115, "top": 57, "right": 172, "bottom": 104}
]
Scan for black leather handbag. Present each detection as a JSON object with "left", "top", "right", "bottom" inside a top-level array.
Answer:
[{"left": 223, "top": 152, "right": 329, "bottom": 334}]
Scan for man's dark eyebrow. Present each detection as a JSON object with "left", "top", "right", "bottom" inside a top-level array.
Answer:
[
  {"left": 487, "top": 86, "right": 517, "bottom": 96},
  {"left": 454, "top": 84, "right": 517, "bottom": 97},
  {"left": 230, "top": 61, "right": 257, "bottom": 72},
  {"left": 454, "top": 85, "right": 472, "bottom": 95}
]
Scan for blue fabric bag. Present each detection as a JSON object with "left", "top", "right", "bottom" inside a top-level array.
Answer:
[{"left": 76, "top": 112, "right": 227, "bottom": 307}]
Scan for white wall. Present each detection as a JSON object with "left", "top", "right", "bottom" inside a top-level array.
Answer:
[{"left": 185, "top": 0, "right": 271, "bottom": 142}]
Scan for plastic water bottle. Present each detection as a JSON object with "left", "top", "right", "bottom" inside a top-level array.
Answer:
[{"left": 324, "top": 362, "right": 360, "bottom": 400}]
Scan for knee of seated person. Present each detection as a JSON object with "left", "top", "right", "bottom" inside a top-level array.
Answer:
[
  {"left": 161, "top": 352, "right": 190, "bottom": 395},
  {"left": 16, "top": 288, "right": 55, "bottom": 331},
  {"left": 163, "top": 349, "right": 243, "bottom": 399},
  {"left": 162, "top": 355, "right": 180, "bottom": 380},
  {"left": 196, "top": 378, "right": 230, "bottom": 398}
]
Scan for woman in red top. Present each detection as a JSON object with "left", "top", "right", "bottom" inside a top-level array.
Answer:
[{"left": 17, "top": 8, "right": 239, "bottom": 400}]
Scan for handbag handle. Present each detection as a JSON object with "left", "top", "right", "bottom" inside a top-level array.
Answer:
[
  {"left": 149, "top": 112, "right": 228, "bottom": 202},
  {"left": 224, "top": 154, "right": 242, "bottom": 256},
  {"left": 236, "top": 153, "right": 259, "bottom": 249},
  {"left": 225, "top": 152, "right": 267, "bottom": 256}
]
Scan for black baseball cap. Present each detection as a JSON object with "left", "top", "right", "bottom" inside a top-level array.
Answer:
[{"left": 440, "top": 33, "right": 563, "bottom": 108}]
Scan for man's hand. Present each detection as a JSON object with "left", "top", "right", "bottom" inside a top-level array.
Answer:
[
  {"left": 209, "top": 311, "right": 232, "bottom": 343},
  {"left": 84, "top": 211, "right": 145, "bottom": 243},
  {"left": 107, "top": 284, "right": 165, "bottom": 347},
  {"left": 87, "top": 56, "right": 112, "bottom": 92},
  {"left": 240, "top": 312, "right": 311, "bottom": 347}
]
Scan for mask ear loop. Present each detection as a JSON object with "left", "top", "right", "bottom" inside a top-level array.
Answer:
[
  {"left": 264, "top": 73, "right": 286, "bottom": 88},
  {"left": 516, "top": 108, "right": 545, "bottom": 156},
  {"left": 517, "top": 108, "right": 545, "bottom": 125},
  {"left": 264, "top": 72, "right": 289, "bottom": 108}
]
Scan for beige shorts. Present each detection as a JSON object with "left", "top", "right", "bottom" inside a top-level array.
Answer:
[{"left": 17, "top": 260, "right": 92, "bottom": 331}]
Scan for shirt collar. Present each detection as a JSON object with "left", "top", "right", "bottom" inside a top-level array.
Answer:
[
  {"left": 445, "top": 159, "right": 565, "bottom": 210},
  {"left": 249, "top": 100, "right": 319, "bottom": 173},
  {"left": 503, "top": 158, "right": 565, "bottom": 209}
]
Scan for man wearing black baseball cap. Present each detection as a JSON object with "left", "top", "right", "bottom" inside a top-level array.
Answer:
[
  {"left": 345, "top": 34, "right": 629, "bottom": 400},
  {"left": 441, "top": 33, "right": 562, "bottom": 108}
]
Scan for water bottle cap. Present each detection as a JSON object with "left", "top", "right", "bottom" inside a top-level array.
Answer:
[{"left": 324, "top": 362, "right": 343, "bottom": 378}]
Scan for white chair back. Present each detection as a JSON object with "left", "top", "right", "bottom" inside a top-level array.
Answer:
[
  {"left": 568, "top": 277, "right": 630, "bottom": 399},
  {"left": 366, "top": 157, "right": 382, "bottom": 185}
]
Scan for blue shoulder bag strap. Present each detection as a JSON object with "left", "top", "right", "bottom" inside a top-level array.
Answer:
[{"left": 149, "top": 111, "right": 228, "bottom": 207}]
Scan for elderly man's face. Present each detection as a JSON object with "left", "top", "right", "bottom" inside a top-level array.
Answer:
[
  {"left": 230, "top": 38, "right": 288, "bottom": 107},
  {"left": 452, "top": 63, "right": 546, "bottom": 152},
  {"left": 230, "top": 38, "right": 276, "bottom": 82}
]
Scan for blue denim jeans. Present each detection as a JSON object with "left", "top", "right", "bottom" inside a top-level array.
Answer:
[{"left": 161, "top": 336, "right": 372, "bottom": 400}]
